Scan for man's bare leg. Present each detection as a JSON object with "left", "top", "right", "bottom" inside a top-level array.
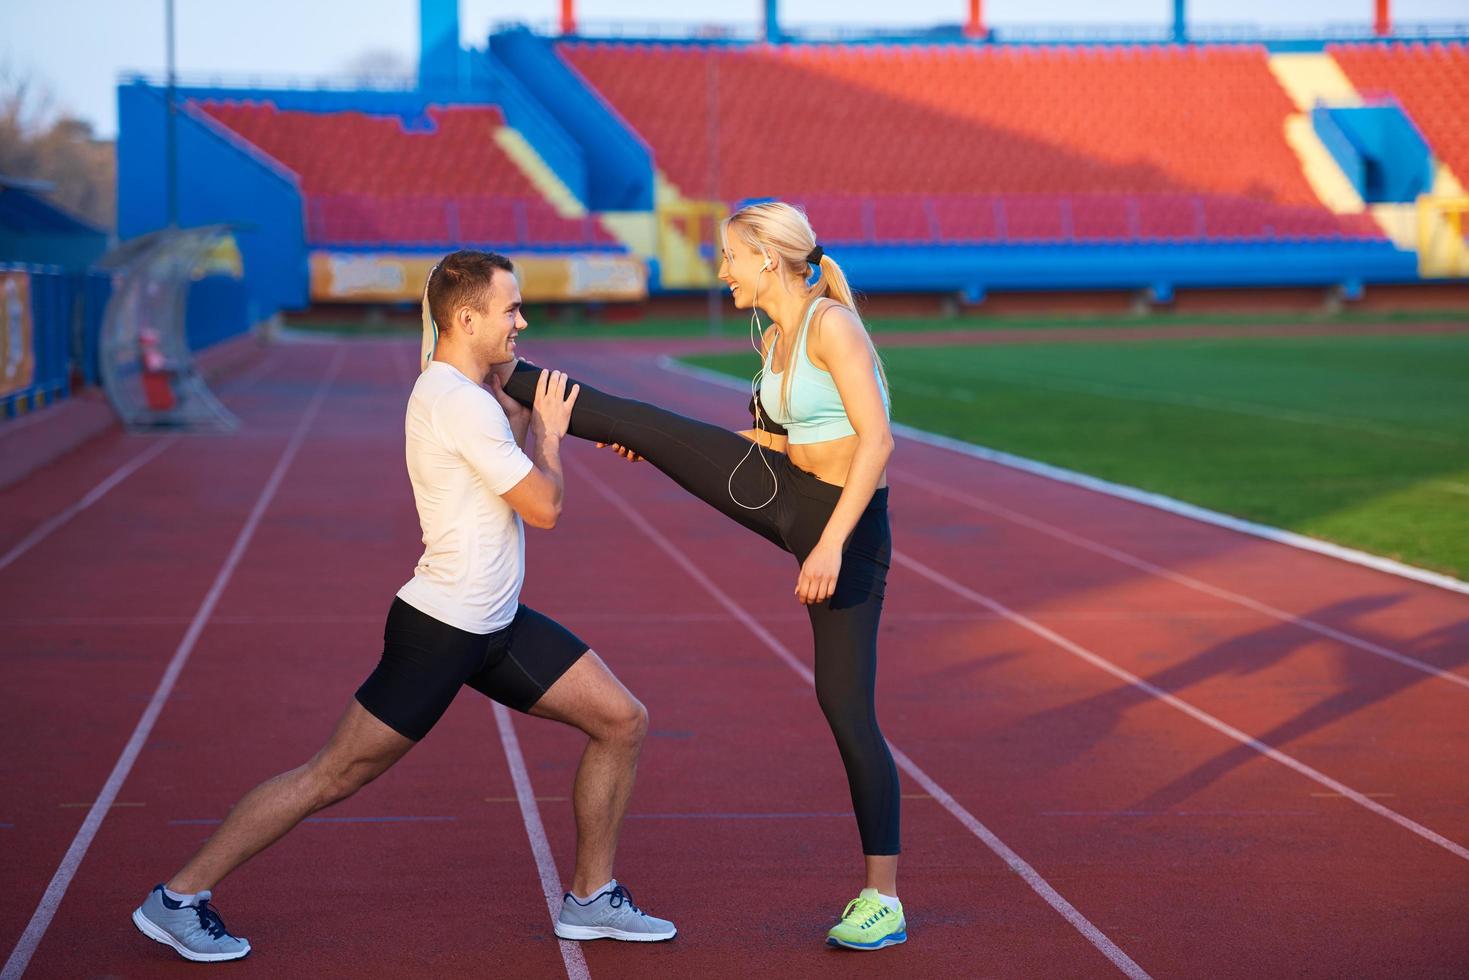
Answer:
[
  {"left": 167, "top": 700, "right": 415, "bottom": 894},
  {"left": 528, "top": 651, "right": 648, "bottom": 898}
]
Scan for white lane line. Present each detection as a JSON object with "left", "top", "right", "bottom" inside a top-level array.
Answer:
[
  {"left": 0, "top": 347, "right": 345, "bottom": 980},
  {"left": 492, "top": 704, "right": 592, "bottom": 980},
  {"left": 0, "top": 352, "right": 284, "bottom": 576},
  {"left": 215, "top": 350, "right": 282, "bottom": 394},
  {"left": 891, "top": 549, "right": 1469, "bottom": 863},
  {"left": 893, "top": 470, "right": 1469, "bottom": 692},
  {"left": 657, "top": 357, "right": 1469, "bottom": 596},
  {"left": 0, "top": 438, "right": 175, "bottom": 574},
  {"left": 575, "top": 460, "right": 1150, "bottom": 980}
]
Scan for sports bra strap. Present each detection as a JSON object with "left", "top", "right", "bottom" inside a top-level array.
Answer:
[{"left": 765, "top": 295, "right": 827, "bottom": 374}]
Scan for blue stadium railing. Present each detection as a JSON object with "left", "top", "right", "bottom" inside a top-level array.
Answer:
[{"left": 1, "top": 263, "right": 250, "bottom": 422}]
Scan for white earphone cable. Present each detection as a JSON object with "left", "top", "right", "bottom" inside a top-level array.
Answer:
[{"left": 727, "top": 254, "right": 779, "bottom": 511}]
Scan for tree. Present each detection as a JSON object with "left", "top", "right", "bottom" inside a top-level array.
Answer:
[{"left": 0, "top": 62, "right": 115, "bottom": 231}]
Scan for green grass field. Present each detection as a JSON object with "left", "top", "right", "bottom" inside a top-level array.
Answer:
[
  {"left": 285, "top": 306, "right": 1469, "bottom": 341},
  {"left": 683, "top": 332, "right": 1469, "bottom": 579}
]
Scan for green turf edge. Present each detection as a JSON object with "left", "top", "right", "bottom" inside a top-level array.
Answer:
[
  {"left": 283, "top": 306, "right": 1469, "bottom": 340},
  {"left": 677, "top": 343, "right": 1469, "bottom": 581}
]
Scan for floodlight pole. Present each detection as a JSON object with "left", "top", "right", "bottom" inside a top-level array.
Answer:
[
  {"left": 965, "top": 0, "right": 984, "bottom": 39},
  {"left": 1374, "top": 0, "right": 1390, "bottom": 36},
  {"left": 164, "top": 0, "right": 178, "bottom": 227}
]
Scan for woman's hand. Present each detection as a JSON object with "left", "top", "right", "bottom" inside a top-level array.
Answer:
[
  {"left": 596, "top": 442, "right": 643, "bottom": 462},
  {"left": 796, "top": 540, "right": 842, "bottom": 605}
]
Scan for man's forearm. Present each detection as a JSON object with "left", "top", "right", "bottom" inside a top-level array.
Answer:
[
  {"left": 508, "top": 412, "right": 531, "bottom": 449},
  {"left": 532, "top": 432, "right": 565, "bottom": 513}
]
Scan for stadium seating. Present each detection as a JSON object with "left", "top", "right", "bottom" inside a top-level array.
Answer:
[
  {"left": 1330, "top": 42, "right": 1469, "bottom": 183},
  {"left": 560, "top": 41, "right": 1385, "bottom": 244},
  {"left": 797, "top": 191, "right": 1382, "bottom": 245},
  {"left": 193, "top": 101, "right": 618, "bottom": 249},
  {"left": 185, "top": 40, "right": 1468, "bottom": 252}
]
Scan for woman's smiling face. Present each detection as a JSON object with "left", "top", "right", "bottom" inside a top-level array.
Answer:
[{"left": 717, "top": 224, "right": 769, "bottom": 310}]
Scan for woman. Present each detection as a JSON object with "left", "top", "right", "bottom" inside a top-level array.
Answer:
[{"left": 498, "top": 201, "right": 904, "bottom": 951}]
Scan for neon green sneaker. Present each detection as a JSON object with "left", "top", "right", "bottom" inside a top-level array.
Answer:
[{"left": 825, "top": 888, "right": 907, "bottom": 950}]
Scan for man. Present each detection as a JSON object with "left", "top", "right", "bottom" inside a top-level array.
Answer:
[{"left": 132, "top": 250, "right": 675, "bottom": 962}]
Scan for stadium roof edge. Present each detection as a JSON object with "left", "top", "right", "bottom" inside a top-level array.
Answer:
[
  {"left": 0, "top": 178, "right": 105, "bottom": 236},
  {"left": 117, "top": 72, "right": 419, "bottom": 95},
  {"left": 0, "top": 175, "right": 56, "bottom": 194},
  {"left": 503, "top": 20, "right": 1469, "bottom": 49}
]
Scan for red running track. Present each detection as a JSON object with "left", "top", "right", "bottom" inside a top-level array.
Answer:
[{"left": 1, "top": 337, "right": 1466, "bottom": 979}]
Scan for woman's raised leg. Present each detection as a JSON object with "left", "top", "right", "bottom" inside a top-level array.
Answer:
[{"left": 503, "top": 361, "right": 787, "bottom": 547}]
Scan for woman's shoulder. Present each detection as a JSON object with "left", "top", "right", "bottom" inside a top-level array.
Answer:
[
  {"left": 807, "top": 300, "right": 869, "bottom": 366},
  {"left": 811, "top": 297, "right": 865, "bottom": 335}
]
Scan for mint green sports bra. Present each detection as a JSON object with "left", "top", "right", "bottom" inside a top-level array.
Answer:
[{"left": 759, "top": 298, "right": 890, "bottom": 445}]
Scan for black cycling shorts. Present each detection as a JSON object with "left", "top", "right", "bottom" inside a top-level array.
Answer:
[{"left": 355, "top": 598, "right": 589, "bottom": 741}]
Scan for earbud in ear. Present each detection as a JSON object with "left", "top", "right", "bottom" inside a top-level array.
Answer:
[{"left": 761, "top": 252, "right": 774, "bottom": 271}]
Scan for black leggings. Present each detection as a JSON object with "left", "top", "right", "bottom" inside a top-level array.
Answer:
[{"left": 504, "top": 362, "right": 900, "bottom": 856}]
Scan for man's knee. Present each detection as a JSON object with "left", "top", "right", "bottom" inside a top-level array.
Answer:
[
  {"left": 304, "top": 756, "right": 383, "bottom": 810},
  {"left": 599, "top": 696, "right": 648, "bottom": 748}
]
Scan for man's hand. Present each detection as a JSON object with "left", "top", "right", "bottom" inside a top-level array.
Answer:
[
  {"left": 795, "top": 540, "right": 842, "bottom": 605},
  {"left": 488, "top": 372, "right": 529, "bottom": 426},
  {"left": 530, "top": 370, "right": 579, "bottom": 443}
]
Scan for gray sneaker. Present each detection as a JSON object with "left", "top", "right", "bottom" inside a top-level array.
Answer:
[
  {"left": 554, "top": 882, "right": 676, "bottom": 942},
  {"left": 132, "top": 884, "right": 251, "bottom": 962}
]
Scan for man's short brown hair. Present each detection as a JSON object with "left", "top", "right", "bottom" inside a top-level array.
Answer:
[{"left": 426, "top": 250, "right": 515, "bottom": 332}]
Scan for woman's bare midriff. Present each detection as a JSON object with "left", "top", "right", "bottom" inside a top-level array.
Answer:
[{"left": 739, "top": 429, "right": 887, "bottom": 490}]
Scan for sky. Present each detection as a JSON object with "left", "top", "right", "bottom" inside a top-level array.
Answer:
[{"left": 2, "top": 0, "right": 1466, "bottom": 139}]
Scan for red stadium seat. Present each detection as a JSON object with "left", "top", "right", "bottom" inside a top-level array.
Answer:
[
  {"left": 1330, "top": 42, "right": 1469, "bottom": 185},
  {"left": 191, "top": 101, "right": 618, "bottom": 249},
  {"left": 558, "top": 41, "right": 1384, "bottom": 245}
]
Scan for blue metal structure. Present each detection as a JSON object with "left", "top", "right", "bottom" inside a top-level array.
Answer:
[
  {"left": 108, "top": 11, "right": 1464, "bottom": 311},
  {"left": 118, "top": 80, "right": 307, "bottom": 320},
  {"left": 0, "top": 178, "right": 108, "bottom": 270},
  {"left": 488, "top": 28, "right": 653, "bottom": 211},
  {"left": 1313, "top": 102, "right": 1434, "bottom": 204}
]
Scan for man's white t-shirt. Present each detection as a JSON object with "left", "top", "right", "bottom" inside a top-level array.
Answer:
[{"left": 396, "top": 361, "right": 534, "bottom": 634}]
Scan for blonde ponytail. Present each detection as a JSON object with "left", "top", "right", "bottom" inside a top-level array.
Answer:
[{"left": 811, "top": 253, "right": 856, "bottom": 314}]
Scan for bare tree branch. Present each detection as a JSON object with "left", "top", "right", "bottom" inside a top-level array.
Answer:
[{"left": 0, "top": 60, "right": 114, "bottom": 231}]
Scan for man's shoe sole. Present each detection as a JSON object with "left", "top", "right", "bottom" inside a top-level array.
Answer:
[{"left": 131, "top": 907, "right": 251, "bottom": 962}]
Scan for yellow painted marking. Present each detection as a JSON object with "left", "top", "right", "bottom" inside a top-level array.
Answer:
[
  {"left": 1269, "top": 53, "right": 1362, "bottom": 112},
  {"left": 59, "top": 801, "right": 146, "bottom": 808},
  {"left": 1268, "top": 54, "right": 1366, "bottom": 215},
  {"left": 492, "top": 127, "right": 586, "bottom": 218}
]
